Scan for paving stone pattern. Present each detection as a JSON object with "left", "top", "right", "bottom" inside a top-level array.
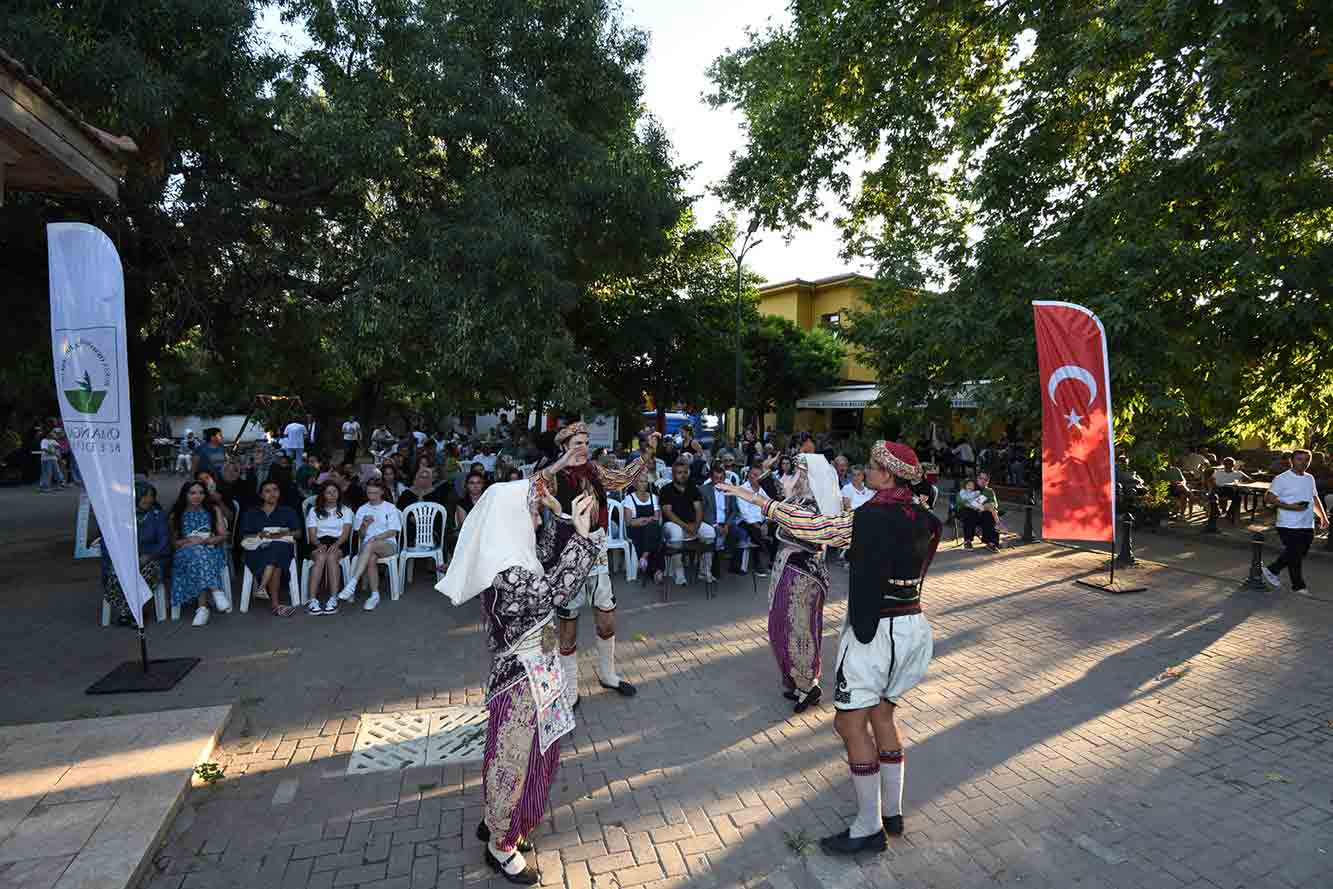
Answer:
[{"left": 2, "top": 484, "right": 1330, "bottom": 889}]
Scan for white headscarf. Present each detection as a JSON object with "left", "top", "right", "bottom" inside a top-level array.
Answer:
[
  {"left": 436, "top": 480, "right": 544, "bottom": 605},
  {"left": 798, "top": 453, "right": 842, "bottom": 517}
]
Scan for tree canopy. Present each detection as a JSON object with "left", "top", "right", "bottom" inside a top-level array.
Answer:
[{"left": 710, "top": 0, "right": 1333, "bottom": 451}]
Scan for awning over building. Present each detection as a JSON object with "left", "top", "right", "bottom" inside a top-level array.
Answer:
[{"left": 797, "top": 385, "right": 879, "bottom": 409}]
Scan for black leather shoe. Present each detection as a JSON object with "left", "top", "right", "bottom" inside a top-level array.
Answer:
[
  {"left": 476, "top": 822, "right": 532, "bottom": 853},
  {"left": 819, "top": 829, "right": 887, "bottom": 855},
  {"left": 782, "top": 690, "right": 798, "bottom": 701},
  {"left": 600, "top": 680, "right": 637, "bottom": 697},
  {"left": 484, "top": 847, "right": 540, "bottom": 884},
  {"left": 883, "top": 815, "right": 904, "bottom": 836},
  {"left": 793, "top": 685, "right": 822, "bottom": 714}
]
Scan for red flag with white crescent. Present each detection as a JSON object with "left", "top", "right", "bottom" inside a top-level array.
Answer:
[{"left": 1032, "top": 301, "right": 1116, "bottom": 543}]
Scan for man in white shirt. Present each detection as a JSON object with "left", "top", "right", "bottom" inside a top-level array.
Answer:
[
  {"left": 952, "top": 439, "right": 975, "bottom": 478},
  {"left": 734, "top": 462, "right": 773, "bottom": 576},
  {"left": 282, "top": 418, "right": 307, "bottom": 468},
  {"left": 1262, "top": 449, "right": 1327, "bottom": 594},
  {"left": 1213, "top": 457, "right": 1251, "bottom": 520},
  {"left": 342, "top": 417, "right": 362, "bottom": 464},
  {"left": 476, "top": 444, "right": 498, "bottom": 478}
]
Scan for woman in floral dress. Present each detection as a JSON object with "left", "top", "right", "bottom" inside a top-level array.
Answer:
[{"left": 169, "top": 480, "right": 230, "bottom": 626}]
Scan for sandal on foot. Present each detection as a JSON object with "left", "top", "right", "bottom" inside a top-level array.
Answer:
[{"left": 271, "top": 604, "right": 297, "bottom": 617}]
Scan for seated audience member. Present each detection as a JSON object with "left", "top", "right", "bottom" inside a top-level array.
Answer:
[
  {"left": 958, "top": 471, "right": 1002, "bottom": 551},
  {"left": 170, "top": 480, "right": 231, "bottom": 627},
  {"left": 294, "top": 454, "right": 322, "bottom": 498},
  {"left": 304, "top": 481, "right": 352, "bottom": 615},
  {"left": 378, "top": 462, "right": 406, "bottom": 502},
  {"left": 1213, "top": 457, "right": 1252, "bottom": 516},
  {"left": 735, "top": 461, "right": 774, "bottom": 576},
  {"left": 833, "top": 454, "right": 851, "bottom": 489},
  {"left": 840, "top": 465, "right": 875, "bottom": 511},
  {"left": 398, "top": 465, "right": 449, "bottom": 571},
  {"left": 455, "top": 471, "right": 487, "bottom": 532},
  {"left": 1161, "top": 463, "right": 1193, "bottom": 516},
  {"left": 339, "top": 479, "right": 401, "bottom": 611},
  {"left": 624, "top": 473, "right": 665, "bottom": 582},
  {"left": 338, "top": 463, "right": 367, "bottom": 510},
  {"left": 238, "top": 479, "right": 304, "bottom": 617},
  {"left": 102, "top": 481, "right": 171, "bottom": 626},
  {"left": 659, "top": 460, "right": 716, "bottom": 585},
  {"left": 195, "top": 469, "right": 237, "bottom": 528},
  {"left": 700, "top": 464, "right": 740, "bottom": 576}
]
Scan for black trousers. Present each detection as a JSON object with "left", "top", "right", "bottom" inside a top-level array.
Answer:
[
  {"left": 961, "top": 509, "right": 998, "bottom": 546},
  {"left": 1269, "top": 527, "right": 1313, "bottom": 590},
  {"left": 736, "top": 522, "right": 775, "bottom": 569},
  {"left": 343, "top": 440, "right": 358, "bottom": 463}
]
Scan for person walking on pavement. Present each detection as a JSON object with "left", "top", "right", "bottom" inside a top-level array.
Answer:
[
  {"left": 1262, "top": 449, "right": 1327, "bottom": 594},
  {"left": 342, "top": 416, "right": 362, "bottom": 464}
]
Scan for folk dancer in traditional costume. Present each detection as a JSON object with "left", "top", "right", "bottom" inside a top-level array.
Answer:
[
  {"left": 437, "top": 481, "right": 602, "bottom": 884},
  {"left": 535, "top": 423, "right": 660, "bottom": 707},
  {"left": 764, "top": 453, "right": 842, "bottom": 714},
  {"left": 722, "top": 441, "right": 941, "bottom": 855}
]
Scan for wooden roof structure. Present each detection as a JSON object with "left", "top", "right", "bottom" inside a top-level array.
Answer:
[{"left": 0, "top": 49, "right": 136, "bottom": 203}]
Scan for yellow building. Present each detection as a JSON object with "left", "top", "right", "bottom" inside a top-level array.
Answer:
[{"left": 755, "top": 273, "right": 882, "bottom": 435}]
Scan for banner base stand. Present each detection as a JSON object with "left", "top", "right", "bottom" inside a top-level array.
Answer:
[
  {"left": 1075, "top": 579, "right": 1147, "bottom": 595},
  {"left": 86, "top": 658, "right": 200, "bottom": 695}
]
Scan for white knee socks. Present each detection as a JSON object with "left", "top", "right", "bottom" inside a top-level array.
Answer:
[
  {"left": 561, "top": 651, "right": 579, "bottom": 706},
  {"left": 848, "top": 762, "right": 882, "bottom": 838},
  {"left": 595, "top": 634, "right": 620, "bottom": 686},
  {"left": 880, "top": 749, "right": 904, "bottom": 817}
]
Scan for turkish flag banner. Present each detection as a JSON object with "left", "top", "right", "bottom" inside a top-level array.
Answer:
[{"left": 1032, "top": 301, "right": 1116, "bottom": 543}]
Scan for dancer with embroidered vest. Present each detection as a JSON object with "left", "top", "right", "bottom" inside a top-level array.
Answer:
[
  {"left": 721, "top": 440, "right": 942, "bottom": 855},
  {"left": 534, "top": 422, "right": 659, "bottom": 707},
  {"left": 437, "top": 481, "right": 602, "bottom": 884}
]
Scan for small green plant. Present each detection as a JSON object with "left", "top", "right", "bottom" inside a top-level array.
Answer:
[
  {"left": 194, "top": 762, "right": 225, "bottom": 785},
  {"left": 784, "top": 829, "right": 814, "bottom": 856},
  {"left": 632, "top": 632, "right": 647, "bottom": 643}
]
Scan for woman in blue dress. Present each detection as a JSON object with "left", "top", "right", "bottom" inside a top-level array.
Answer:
[{"left": 170, "top": 480, "right": 230, "bottom": 626}]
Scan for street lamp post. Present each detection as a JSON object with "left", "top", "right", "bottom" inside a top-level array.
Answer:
[{"left": 717, "top": 219, "right": 762, "bottom": 442}]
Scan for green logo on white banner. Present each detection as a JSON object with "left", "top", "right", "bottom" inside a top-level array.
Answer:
[{"left": 57, "top": 332, "right": 117, "bottom": 420}]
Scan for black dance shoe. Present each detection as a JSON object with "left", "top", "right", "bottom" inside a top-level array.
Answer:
[
  {"left": 883, "top": 815, "right": 904, "bottom": 836},
  {"left": 793, "top": 685, "right": 822, "bottom": 714},
  {"left": 600, "top": 680, "right": 637, "bottom": 697},
  {"left": 782, "top": 690, "right": 798, "bottom": 701},
  {"left": 476, "top": 822, "right": 532, "bottom": 853},
  {"left": 484, "top": 846, "right": 540, "bottom": 885},
  {"left": 819, "top": 828, "right": 887, "bottom": 856}
]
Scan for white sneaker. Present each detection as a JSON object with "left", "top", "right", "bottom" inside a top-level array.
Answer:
[
  {"left": 673, "top": 572, "right": 687, "bottom": 586},
  {"left": 306, "top": 599, "right": 322, "bottom": 615},
  {"left": 322, "top": 597, "right": 339, "bottom": 615},
  {"left": 211, "top": 588, "right": 232, "bottom": 614},
  {"left": 701, "top": 572, "right": 717, "bottom": 583},
  {"left": 337, "top": 583, "right": 357, "bottom": 602},
  {"left": 1261, "top": 567, "right": 1282, "bottom": 589},
  {"left": 363, "top": 592, "right": 380, "bottom": 611},
  {"left": 192, "top": 606, "right": 210, "bottom": 627}
]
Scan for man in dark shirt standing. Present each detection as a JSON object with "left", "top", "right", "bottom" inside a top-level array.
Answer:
[
  {"left": 659, "top": 460, "right": 717, "bottom": 584},
  {"left": 192, "top": 428, "right": 227, "bottom": 479}
]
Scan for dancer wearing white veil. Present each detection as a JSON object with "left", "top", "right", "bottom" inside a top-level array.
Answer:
[
  {"left": 760, "top": 453, "right": 840, "bottom": 713},
  {"left": 437, "top": 481, "right": 601, "bottom": 885}
]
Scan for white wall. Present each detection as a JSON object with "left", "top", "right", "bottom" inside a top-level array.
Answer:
[{"left": 167, "top": 415, "right": 267, "bottom": 442}]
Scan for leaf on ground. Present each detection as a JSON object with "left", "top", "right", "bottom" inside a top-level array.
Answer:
[
  {"left": 632, "top": 633, "right": 647, "bottom": 642},
  {"left": 1264, "top": 772, "right": 1290, "bottom": 783}
]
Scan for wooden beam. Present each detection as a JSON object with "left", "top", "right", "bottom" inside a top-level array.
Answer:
[{"left": 0, "top": 67, "right": 121, "bottom": 201}]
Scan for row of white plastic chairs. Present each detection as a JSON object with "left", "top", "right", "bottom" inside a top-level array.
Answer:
[{"left": 101, "top": 498, "right": 448, "bottom": 625}]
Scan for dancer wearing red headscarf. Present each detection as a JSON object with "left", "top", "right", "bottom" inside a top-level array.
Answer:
[{"left": 721, "top": 440, "right": 941, "bottom": 856}]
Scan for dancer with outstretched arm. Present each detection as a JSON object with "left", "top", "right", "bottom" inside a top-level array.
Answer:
[{"left": 721, "top": 440, "right": 942, "bottom": 855}]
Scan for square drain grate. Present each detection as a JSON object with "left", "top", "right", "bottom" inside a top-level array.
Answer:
[{"left": 347, "top": 706, "right": 487, "bottom": 774}]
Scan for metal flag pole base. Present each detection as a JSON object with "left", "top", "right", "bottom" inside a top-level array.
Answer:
[
  {"left": 1075, "top": 515, "right": 1147, "bottom": 594},
  {"left": 86, "top": 624, "right": 199, "bottom": 695}
]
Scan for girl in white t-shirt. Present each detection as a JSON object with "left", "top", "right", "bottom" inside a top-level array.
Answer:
[
  {"left": 305, "top": 482, "right": 353, "bottom": 614},
  {"left": 339, "top": 479, "right": 402, "bottom": 611}
]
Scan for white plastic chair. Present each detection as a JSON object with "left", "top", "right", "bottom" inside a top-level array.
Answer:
[
  {"left": 399, "top": 501, "right": 446, "bottom": 590},
  {"left": 352, "top": 525, "right": 404, "bottom": 601},
  {"left": 100, "top": 582, "right": 168, "bottom": 625},
  {"left": 240, "top": 551, "right": 302, "bottom": 611},
  {"left": 605, "top": 499, "right": 636, "bottom": 581}
]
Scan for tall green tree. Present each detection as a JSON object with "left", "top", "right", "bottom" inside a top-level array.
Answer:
[
  {"left": 743, "top": 316, "right": 844, "bottom": 432},
  {"left": 710, "top": 0, "right": 1333, "bottom": 449},
  {"left": 570, "top": 215, "right": 756, "bottom": 427}
]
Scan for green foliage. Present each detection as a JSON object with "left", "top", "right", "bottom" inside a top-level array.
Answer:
[
  {"left": 710, "top": 0, "right": 1333, "bottom": 450},
  {"left": 743, "top": 315, "right": 844, "bottom": 423}
]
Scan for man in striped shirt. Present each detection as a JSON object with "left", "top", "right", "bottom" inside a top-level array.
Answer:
[{"left": 722, "top": 440, "right": 941, "bottom": 855}]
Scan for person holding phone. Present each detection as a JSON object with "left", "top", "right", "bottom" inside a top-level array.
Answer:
[{"left": 1262, "top": 449, "right": 1327, "bottom": 593}]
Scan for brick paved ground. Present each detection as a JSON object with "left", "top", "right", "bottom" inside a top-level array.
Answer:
[{"left": 2, "top": 480, "right": 1331, "bottom": 889}]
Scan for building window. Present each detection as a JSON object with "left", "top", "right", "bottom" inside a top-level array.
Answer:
[{"left": 820, "top": 313, "right": 841, "bottom": 338}]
